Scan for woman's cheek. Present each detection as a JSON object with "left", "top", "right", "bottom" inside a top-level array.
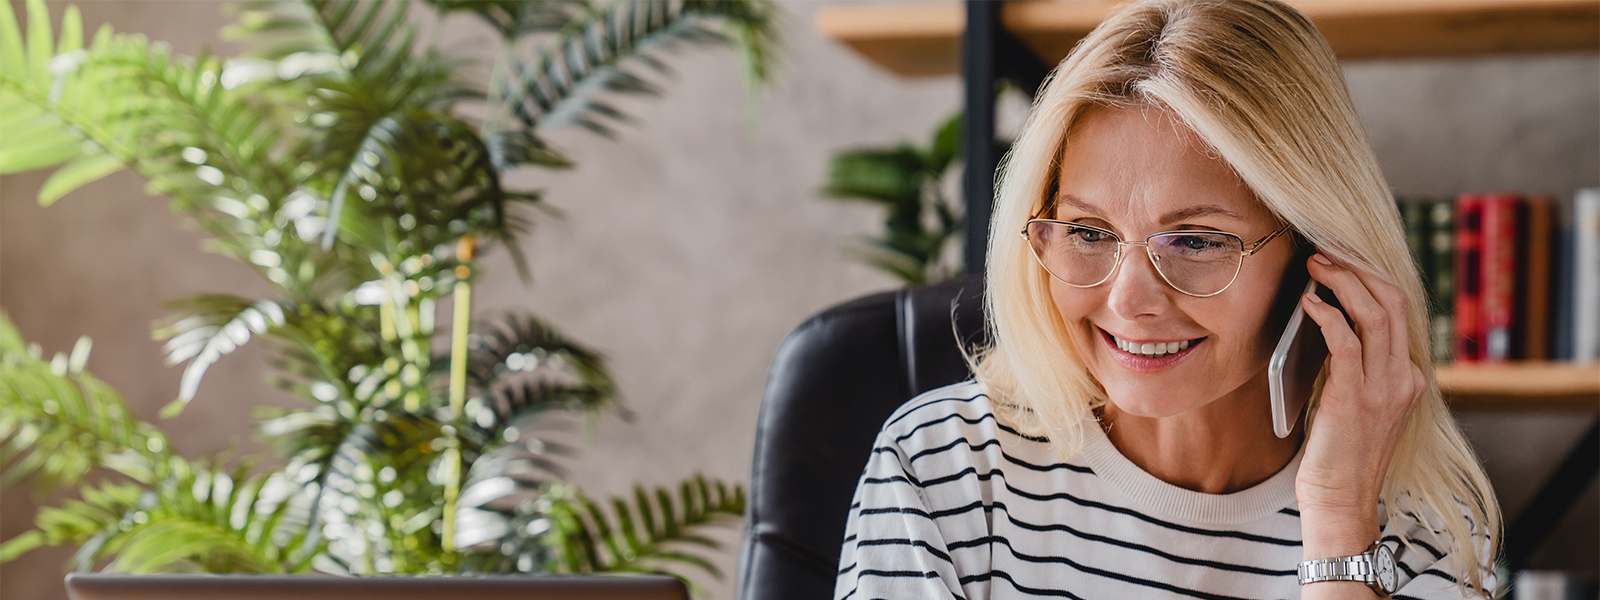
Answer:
[{"left": 1048, "top": 283, "right": 1102, "bottom": 356}]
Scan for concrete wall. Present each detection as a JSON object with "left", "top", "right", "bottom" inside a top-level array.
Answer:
[{"left": 1, "top": 2, "right": 1595, "bottom": 600}]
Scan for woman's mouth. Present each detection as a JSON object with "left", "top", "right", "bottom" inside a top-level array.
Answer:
[{"left": 1099, "top": 328, "right": 1205, "bottom": 371}]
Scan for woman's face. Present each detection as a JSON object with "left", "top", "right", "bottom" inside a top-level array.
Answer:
[{"left": 1047, "top": 105, "right": 1294, "bottom": 419}]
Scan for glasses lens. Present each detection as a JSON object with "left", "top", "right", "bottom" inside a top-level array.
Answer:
[
  {"left": 1147, "top": 232, "right": 1244, "bottom": 296},
  {"left": 1027, "top": 221, "right": 1120, "bottom": 286}
]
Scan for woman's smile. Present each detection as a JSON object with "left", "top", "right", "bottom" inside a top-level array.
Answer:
[{"left": 1096, "top": 326, "right": 1205, "bottom": 372}]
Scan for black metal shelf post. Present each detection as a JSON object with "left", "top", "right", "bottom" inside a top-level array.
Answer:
[
  {"left": 962, "top": 0, "right": 1001, "bottom": 276},
  {"left": 962, "top": 0, "right": 1048, "bottom": 276}
]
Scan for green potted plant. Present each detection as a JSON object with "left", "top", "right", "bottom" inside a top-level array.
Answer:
[
  {"left": 0, "top": 0, "right": 778, "bottom": 590},
  {"left": 822, "top": 112, "right": 965, "bottom": 286}
]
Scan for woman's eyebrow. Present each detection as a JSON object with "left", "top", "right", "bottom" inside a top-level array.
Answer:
[
  {"left": 1160, "top": 205, "right": 1246, "bottom": 225},
  {"left": 1056, "top": 194, "right": 1103, "bottom": 215},
  {"left": 1056, "top": 195, "right": 1246, "bottom": 226}
]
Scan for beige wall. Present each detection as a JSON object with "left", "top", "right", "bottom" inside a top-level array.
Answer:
[{"left": 2, "top": 2, "right": 1596, "bottom": 600}]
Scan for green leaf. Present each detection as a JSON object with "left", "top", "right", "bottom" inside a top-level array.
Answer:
[
  {"left": 0, "top": 311, "right": 165, "bottom": 496},
  {"left": 0, "top": 1, "right": 26, "bottom": 79},
  {"left": 544, "top": 476, "right": 743, "bottom": 586},
  {"left": 24, "top": 0, "right": 52, "bottom": 89},
  {"left": 109, "top": 519, "right": 275, "bottom": 574},
  {"left": 925, "top": 111, "right": 963, "bottom": 174},
  {"left": 503, "top": 0, "right": 778, "bottom": 143},
  {"left": 823, "top": 148, "right": 924, "bottom": 205},
  {"left": 0, "top": 121, "right": 83, "bottom": 174},
  {"left": 0, "top": 531, "right": 43, "bottom": 563},
  {"left": 38, "top": 151, "right": 123, "bottom": 206},
  {"left": 154, "top": 297, "right": 286, "bottom": 415},
  {"left": 56, "top": 6, "right": 82, "bottom": 55}
]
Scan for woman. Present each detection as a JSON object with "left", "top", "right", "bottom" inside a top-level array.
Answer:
[{"left": 833, "top": 1, "right": 1500, "bottom": 599}]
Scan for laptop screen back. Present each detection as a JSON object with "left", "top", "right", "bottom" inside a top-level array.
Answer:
[{"left": 64, "top": 573, "right": 689, "bottom": 600}]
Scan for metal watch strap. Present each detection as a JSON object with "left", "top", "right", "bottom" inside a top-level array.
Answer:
[
  {"left": 1298, "top": 554, "right": 1376, "bottom": 584},
  {"left": 1298, "top": 542, "right": 1395, "bottom": 597}
]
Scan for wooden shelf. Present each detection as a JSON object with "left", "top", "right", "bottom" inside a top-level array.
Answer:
[
  {"left": 1439, "top": 363, "right": 1600, "bottom": 409},
  {"left": 817, "top": 0, "right": 1600, "bottom": 77}
]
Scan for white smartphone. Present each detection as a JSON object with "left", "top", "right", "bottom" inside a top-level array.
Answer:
[{"left": 1267, "top": 280, "right": 1341, "bottom": 439}]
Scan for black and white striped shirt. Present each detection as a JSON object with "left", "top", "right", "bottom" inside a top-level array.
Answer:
[{"left": 836, "top": 380, "right": 1488, "bottom": 600}]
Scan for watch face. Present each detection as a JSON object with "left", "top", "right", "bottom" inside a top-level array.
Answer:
[{"left": 1373, "top": 544, "right": 1397, "bottom": 593}]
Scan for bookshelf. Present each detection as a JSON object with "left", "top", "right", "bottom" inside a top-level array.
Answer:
[
  {"left": 816, "top": 0, "right": 1600, "bottom": 77},
  {"left": 1439, "top": 363, "right": 1600, "bottom": 409}
]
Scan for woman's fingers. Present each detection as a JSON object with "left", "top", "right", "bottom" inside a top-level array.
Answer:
[
  {"left": 1334, "top": 254, "right": 1413, "bottom": 362},
  {"left": 1305, "top": 254, "right": 1392, "bottom": 378},
  {"left": 1300, "top": 288, "right": 1362, "bottom": 376}
]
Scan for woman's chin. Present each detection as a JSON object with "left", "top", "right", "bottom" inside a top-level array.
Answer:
[{"left": 1101, "top": 389, "right": 1206, "bottom": 420}]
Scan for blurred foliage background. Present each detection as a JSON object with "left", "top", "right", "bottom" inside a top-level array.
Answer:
[{"left": 0, "top": 0, "right": 779, "bottom": 590}]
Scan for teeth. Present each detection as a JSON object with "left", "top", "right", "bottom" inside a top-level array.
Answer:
[{"left": 1112, "top": 335, "right": 1194, "bottom": 357}]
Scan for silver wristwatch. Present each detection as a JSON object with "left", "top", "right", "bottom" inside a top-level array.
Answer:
[{"left": 1297, "top": 541, "right": 1397, "bottom": 596}]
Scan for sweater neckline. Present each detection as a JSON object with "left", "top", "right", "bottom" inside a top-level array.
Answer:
[{"left": 1077, "top": 419, "right": 1303, "bottom": 526}]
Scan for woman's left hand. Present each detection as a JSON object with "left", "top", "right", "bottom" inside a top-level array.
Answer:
[{"left": 1294, "top": 253, "right": 1426, "bottom": 560}]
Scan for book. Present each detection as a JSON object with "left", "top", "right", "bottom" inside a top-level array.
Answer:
[
  {"left": 1574, "top": 188, "right": 1599, "bottom": 363},
  {"left": 1479, "top": 193, "right": 1521, "bottom": 362},
  {"left": 1428, "top": 199, "right": 1454, "bottom": 364},
  {"left": 1551, "top": 218, "right": 1575, "bottom": 361},
  {"left": 1402, "top": 199, "right": 1430, "bottom": 286},
  {"left": 1454, "top": 193, "right": 1485, "bottom": 363},
  {"left": 1520, "top": 195, "right": 1554, "bottom": 361}
]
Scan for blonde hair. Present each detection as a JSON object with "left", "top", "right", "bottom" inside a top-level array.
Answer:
[{"left": 972, "top": 0, "right": 1500, "bottom": 593}]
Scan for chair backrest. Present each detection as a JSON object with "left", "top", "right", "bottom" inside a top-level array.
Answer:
[{"left": 735, "top": 277, "right": 986, "bottom": 600}]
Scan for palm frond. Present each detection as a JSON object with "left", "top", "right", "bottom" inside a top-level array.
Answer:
[
  {"left": 230, "top": 0, "right": 420, "bottom": 85},
  {"left": 3, "top": 457, "right": 321, "bottom": 573},
  {"left": 424, "top": 0, "right": 593, "bottom": 39},
  {"left": 446, "top": 312, "right": 620, "bottom": 557},
  {"left": 0, "top": 0, "right": 138, "bottom": 195},
  {"left": 258, "top": 299, "right": 392, "bottom": 401},
  {"left": 2, "top": 0, "right": 295, "bottom": 213},
  {"left": 684, "top": 0, "right": 782, "bottom": 92},
  {"left": 500, "top": 0, "right": 778, "bottom": 147},
  {"left": 153, "top": 295, "right": 287, "bottom": 416},
  {"left": 319, "top": 107, "right": 526, "bottom": 263},
  {"left": 547, "top": 475, "right": 743, "bottom": 589},
  {"left": 102, "top": 47, "right": 292, "bottom": 210},
  {"left": 0, "top": 311, "right": 167, "bottom": 495},
  {"left": 229, "top": 0, "right": 481, "bottom": 250},
  {"left": 254, "top": 399, "right": 452, "bottom": 573},
  {"left": 464, "top": 314, "right": 613, "bottom": 402}
]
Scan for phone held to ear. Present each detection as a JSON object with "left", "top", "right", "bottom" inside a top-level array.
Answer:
[{"left": 1267, "top": 280, "right": 1344, "bottom": 439}]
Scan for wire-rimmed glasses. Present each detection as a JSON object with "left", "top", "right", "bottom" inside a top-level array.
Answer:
[{"left": 1021, "top": 219, "right": 1291, "bottom": 297}]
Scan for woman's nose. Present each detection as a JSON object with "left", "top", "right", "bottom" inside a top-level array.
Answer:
[{"left": 1105, "top": 248, "right": 1174, "bottom": 319}]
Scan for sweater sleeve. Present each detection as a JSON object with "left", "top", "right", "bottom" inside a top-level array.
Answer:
[
  {"left": 834, "top": 429, "right": 965, "bottom": 600},
  {"left": 1385, "top": 512, "right": 1498, "bottom": 600}
]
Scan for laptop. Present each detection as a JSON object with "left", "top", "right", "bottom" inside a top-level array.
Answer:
[{"left": 64, "top": 573, "right": 689, "bottom": 600}]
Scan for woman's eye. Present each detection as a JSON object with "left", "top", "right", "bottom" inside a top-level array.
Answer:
[
  {"left": 1175, "top": 235, "right": 1221, "bottom": 250},
  {"left": 1068, "top": 227, "right": 1111, "bottom": 243}
]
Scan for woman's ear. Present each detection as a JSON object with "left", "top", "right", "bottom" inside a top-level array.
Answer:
[{"left": 1264, "top": 232, "right": 1316, "bottom": 338}]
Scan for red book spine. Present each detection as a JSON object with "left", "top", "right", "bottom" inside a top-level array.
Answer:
[
  {"left": 1480, "top": 193, "right": 1521, "bottom": 362},
  {"left": 1454, "top": 194, "right": 1484, "bottom": 362}
]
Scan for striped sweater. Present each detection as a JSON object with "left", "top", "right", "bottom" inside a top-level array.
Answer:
[{"left": 835, "top": 380, "right": 1489, "bottom": 600}]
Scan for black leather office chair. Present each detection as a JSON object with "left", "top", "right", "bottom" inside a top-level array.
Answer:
[{"left": 734, "top": 277, "right": 987, "bottom": 600}]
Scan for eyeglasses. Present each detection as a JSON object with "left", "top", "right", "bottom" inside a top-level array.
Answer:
[{"left": 1021, "top": 219, "right": 1291, "bottom": 297}]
